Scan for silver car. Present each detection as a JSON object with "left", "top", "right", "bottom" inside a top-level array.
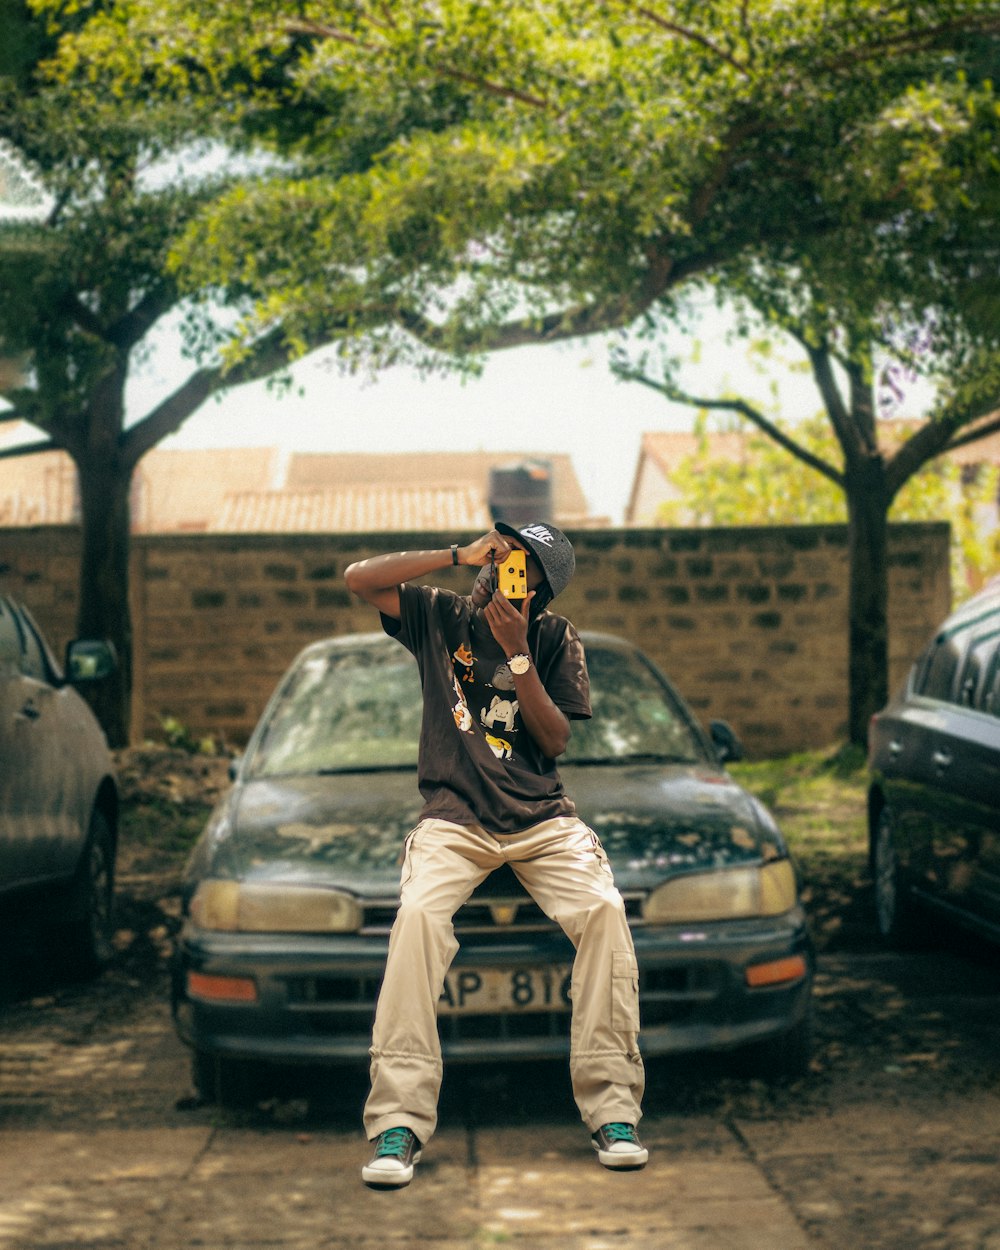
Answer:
[{"left": 0, "top": 595, "right": 118, "bottom": 977}]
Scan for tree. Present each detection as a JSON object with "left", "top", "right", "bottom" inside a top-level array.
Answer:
[
  {"left": 52, "top": 1, "right": 1000, "bottom": 363},
  {"left": 0, "top": 0, "right": 373, "bottom": 744},
  {"left": 39, "top": 0, "right": 1000, "bottom": 741},
  {"left": 611, "top": 265, "right": 1000, "bottom": 743},
  {"left": 606, "top": 55, "right": 1000, "bottom": 744},
  {"left": 655, "top": 411, "right": 1000, "bottom": 595}
]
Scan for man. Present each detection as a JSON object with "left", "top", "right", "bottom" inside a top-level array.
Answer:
[{"left": 344, "top": 523, "right": 645, "bottom": 1190}]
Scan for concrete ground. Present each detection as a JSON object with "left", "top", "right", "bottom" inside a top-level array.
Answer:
[{"left": 2, "top": 944, "right": 1000, "bottom": 1250}]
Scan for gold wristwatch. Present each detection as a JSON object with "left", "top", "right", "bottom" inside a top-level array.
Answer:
[{"left": 507, "top": 653, "right": 532, "bottom": 676}]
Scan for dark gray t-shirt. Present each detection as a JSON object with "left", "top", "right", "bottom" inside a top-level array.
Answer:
[{"left": 382, "top": 582, "right": 592, "bottom": 834}]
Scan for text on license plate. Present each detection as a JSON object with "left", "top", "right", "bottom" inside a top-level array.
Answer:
[{"left": 438, "top": 966, "right": 572, "bottom": 1015}]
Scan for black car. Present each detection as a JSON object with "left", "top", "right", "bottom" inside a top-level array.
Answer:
[
  {"left": 0, "top": 595, "right": 119, "bottom": 976},
  {"left": 172, "top": 630, "right": 814, "bottom": 1102},
  {"left": 868, "top": 578, "right": 1000, "bottom": 946}
]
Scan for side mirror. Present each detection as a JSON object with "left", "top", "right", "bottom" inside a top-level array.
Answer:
[
  {"left": 228, "top": 756, "right": 242, "bottom": 782},
  {"left": 709, "top": 719, "right": 744, "bottom": 764},
  {"left": 65, "top": 639, "right": 118, "bottom": 683}
]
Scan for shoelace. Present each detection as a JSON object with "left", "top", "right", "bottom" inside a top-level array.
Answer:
[
  {"left": 375, "top": 1127, "right": 414, "bottom": 1159},
  {"left": 602, "top": 1123, "right": 639, "bottom": 1144}
]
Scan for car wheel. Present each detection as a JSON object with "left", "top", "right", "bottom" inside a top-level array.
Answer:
[
  {"left": 736, "top": 1009, "right": 813, "bottom": 1082},
  {"left": 59, "top": 808, "right": 116, "bottom": 979},
  {"left": 191, "top": 1051, "right": 264, "bottom": 1108},
  {"left": 872, "top": 806, "right": 920, "bottom": 947}
]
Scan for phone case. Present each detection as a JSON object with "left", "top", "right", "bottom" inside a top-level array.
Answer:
[{"left": 498, "top": 549, "right": 527, "bottom": 599}]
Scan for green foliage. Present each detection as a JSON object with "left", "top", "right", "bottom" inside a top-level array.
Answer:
[
  {"left": 659, "top": 411, "right": 1000, "bottom": 598},
  {"left": 159, "top": 715, "right": 220, "bottom": 757},
  {"left": 36, "top": 0, "right": 1000, "bottom": 366}
]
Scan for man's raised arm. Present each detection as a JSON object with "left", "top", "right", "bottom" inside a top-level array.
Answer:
[{"left": 344, "top": 532, "right": 513, "bottom": 619}]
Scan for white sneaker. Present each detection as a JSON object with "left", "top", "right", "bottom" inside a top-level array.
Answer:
[
  {"left": 591, "top": 1122, "right": 648, "bottom": 1170},
  {"left": 362, "top": 1127, "right": 422, "bottom": 1190}
]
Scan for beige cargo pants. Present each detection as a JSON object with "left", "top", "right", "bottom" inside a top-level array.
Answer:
[{"left": 363, "top": 815, "right": 645, "bottom": 1146}]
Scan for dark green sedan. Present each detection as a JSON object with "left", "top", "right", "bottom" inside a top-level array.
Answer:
[{"left": 172, "top": 631, "right": 814, "bottom": 1102}]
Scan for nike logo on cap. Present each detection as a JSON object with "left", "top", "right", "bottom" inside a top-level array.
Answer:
[{"left": 520, "top": 524, "right": 554, "bottom": 546}]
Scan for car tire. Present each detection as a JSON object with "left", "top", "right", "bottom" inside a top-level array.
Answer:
[
  {"left": 59, "top": 808, "right": 116, "bottom": 979},
  {"left": 872, "top": 805, "right": 921, "bottom": 947},
  {"left": 735, "top": 1009, "right": 813, "bottom": 1082},
  {"left": 191, "top": 1051, "right": 264, "bottom": 1108}
]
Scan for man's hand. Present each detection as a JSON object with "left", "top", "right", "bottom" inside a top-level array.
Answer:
[
  {"left": 483, "top": 588, "right": 534, "bottom": 657},
  {"left": 457, "top": 529, "right": 513, "bottom": 568}
]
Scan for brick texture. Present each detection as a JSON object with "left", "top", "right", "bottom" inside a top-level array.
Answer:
[{"left": 0, "top": 523, "right": 951, "bottom": 757}]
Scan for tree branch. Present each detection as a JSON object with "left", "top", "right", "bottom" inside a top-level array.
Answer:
[
  {"left": 625, "top": 4, "right": 751, "bottom": 76},
  {"left": 612, "top": 363, "right": 845, "bottom": 488},
  {"left": 107, "top": 286, "right": 175, "bottom": 351},
  {"left": 0, "top": 436, "right": 57, "bottom": 461},
  {"left": 818, "top": 14, "right": 1000, "bottom": 74},
  {"left": 284, "top": 18, "right": 550, "bottom": 109},
  {"left": 944, "top": 410, "right": 1000, "bottom": 453},
  {"left": 886, "top": 407, "right": 1000, "bottom": 500},
  {"left": 801, "top": 340, "right": 868, "bottom": 467},
  {"left": 120, "top": 322, "right": 349, "bottom": 466},
  {"left": 60, "top": 292, "right": 104, "bottom": 340}
]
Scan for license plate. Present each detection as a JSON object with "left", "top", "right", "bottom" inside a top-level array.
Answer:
[{"left": 438, "top": 966, "right": 572, "bottom": 1015}]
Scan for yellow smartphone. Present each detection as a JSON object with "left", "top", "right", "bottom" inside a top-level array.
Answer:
[{"left": 497, "top": 549, "right": 527, "bottom": 599}]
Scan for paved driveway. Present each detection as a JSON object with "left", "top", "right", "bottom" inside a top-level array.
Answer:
[{"left": 1, "top": 939, "right": 999, "bottom": 1250}]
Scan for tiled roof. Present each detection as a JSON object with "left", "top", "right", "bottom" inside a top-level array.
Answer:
[
  {"left": 0, "top": 447, "right": 78, "bottom": 524},
  {"left": 212, "top": 485, "right": 492, "bottom": 533},
  {"left": 132, "top": 447, "right": 283, "bottom": 532},
  {"left": 286, "top": 451, "right": 590, "bottom": 522},
  {"left": 638, "top": 431, "right": 751, "bottom": 474},
  {"left": 626, "top": 422, "right": 1000, "bottom": 524}
]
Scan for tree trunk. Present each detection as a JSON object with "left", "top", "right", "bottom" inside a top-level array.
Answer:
[
  {"left": 73, "top": 442, "right": 133, "bottom": 749},
  {"left": 844, "top": 460, "right": 891, "bottom": 746}
]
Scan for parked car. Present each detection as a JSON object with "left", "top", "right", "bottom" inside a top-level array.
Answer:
[
  {"left": 868, "top": 578, "right": 1000, "bottom": 947},
  {"left": 172, "top": 630, "right": 814, "bottom": 1103},
  {"left": 0, "top": 595, "right": 119, "bottom": 977}
]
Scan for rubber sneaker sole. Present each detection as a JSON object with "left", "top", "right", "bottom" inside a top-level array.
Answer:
[
  {"left": 592, "top": 1141, "right": 648, "bottom": 1171},
  {"left": 361, "top": 1150, "right": 422, "bottom": 1191}
]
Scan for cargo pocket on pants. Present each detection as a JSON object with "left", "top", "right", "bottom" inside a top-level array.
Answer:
[
  {"left": 399, "top": 824, "right": 423, "bottom": 888},
  {"left": 611, "top": 950, "right": 640, "bottom": 1032}
]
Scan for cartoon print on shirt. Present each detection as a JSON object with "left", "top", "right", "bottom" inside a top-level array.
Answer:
[
  {"left": 481, "top": 695, "right": 519, "bottom": 733},
  {"left": 453, "top": 642, "right": 475, "bottom": 683},
  {"left": 491, "top": 664, "right": 516, "bottom": 691},
  {"left": 485, "top": 733, "right": 513, "bottom": 760},
  {"left": 451, "top": 675, "right": 473, "bottom": 733}
]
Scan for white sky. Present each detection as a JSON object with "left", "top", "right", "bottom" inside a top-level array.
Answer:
[{"left": 136, "top": 309, "right": 828, "bottom": 525}]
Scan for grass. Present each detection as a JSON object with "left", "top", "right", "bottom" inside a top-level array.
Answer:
[
  {"left": 731, "top": 744, "right": 873, "bottom": 949},
  {"left": 730, "top": 743, "right": 869, "bottom": 858}
]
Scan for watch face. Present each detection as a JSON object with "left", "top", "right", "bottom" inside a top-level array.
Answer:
[{"left": 509, "top": 654, "right": 531, "bottom": 675}]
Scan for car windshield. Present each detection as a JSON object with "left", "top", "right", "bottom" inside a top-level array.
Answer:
[
  {"left": 248, "top": 646, "right": 424, "bottom": 777},
  {"left": 247, "top": 640, "right": 704, "bottom": 778},
  {"left": 563, "top": 645, "right": 703, "bottom": 765}
]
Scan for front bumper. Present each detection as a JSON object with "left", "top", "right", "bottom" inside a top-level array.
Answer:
[{"left": 171, "top": 907, "right": 814, "bottom": 1066}]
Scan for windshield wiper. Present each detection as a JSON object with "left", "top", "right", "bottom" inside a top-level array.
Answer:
[
  {"left": 315, "top": 764, "right": 415, "bottom": 775},
  {"left": 566, "top": 752, "right": 699, "bottom": 767}
]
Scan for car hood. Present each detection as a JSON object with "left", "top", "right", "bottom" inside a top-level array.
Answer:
[{"left": 188, "top": 763, "right": 775, "bottom": 898}]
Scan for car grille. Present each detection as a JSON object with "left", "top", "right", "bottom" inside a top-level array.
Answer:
[
  {"left": 282, "top": 961, "right": 721, "bottom": 1038},
  {"left": 281, "top": 867, "right": 720, "bottom": 1041},
  {"left": 360, "top": 891, "right": 646, "bottom": 936}
]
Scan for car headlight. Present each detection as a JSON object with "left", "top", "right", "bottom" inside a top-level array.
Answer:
[
  {"left": 643, "top": 860, "right": 797, "bottom": 924},
  {"left": 189, "top": 880, "right": 362, "bottom": 933}
]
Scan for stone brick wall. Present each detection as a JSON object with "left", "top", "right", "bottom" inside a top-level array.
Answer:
[{"left": 0, "top": 522, "right": 951, "bottom": 757}]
